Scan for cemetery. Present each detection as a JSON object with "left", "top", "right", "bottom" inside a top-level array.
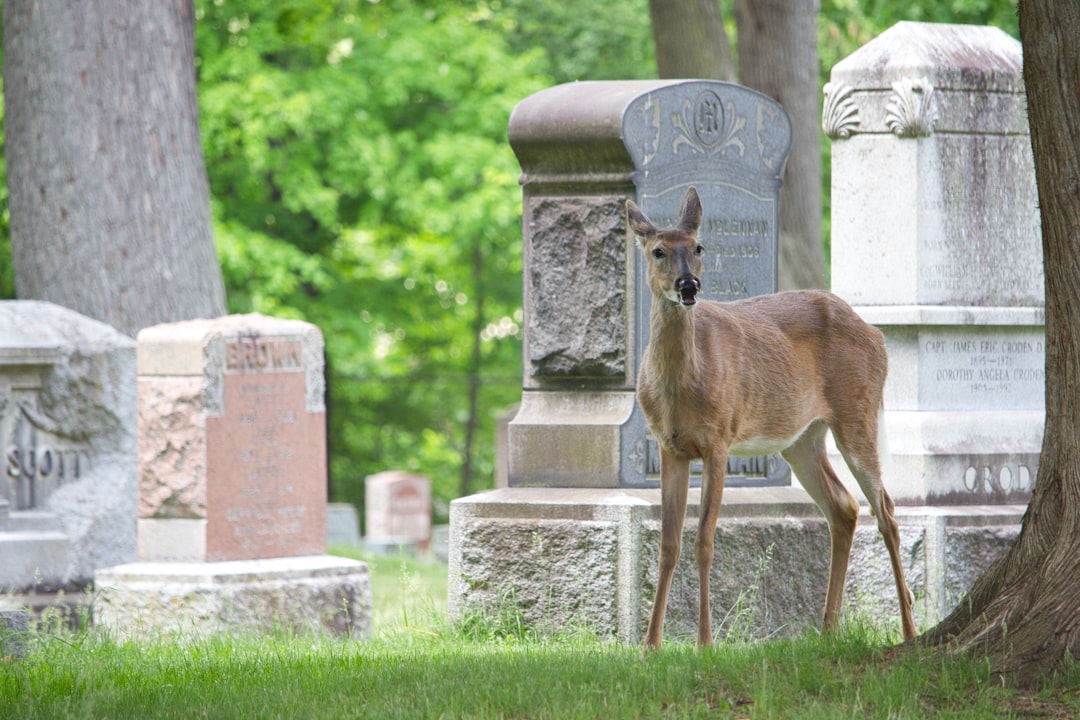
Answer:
[{"left": 3, "top": 6, "right": 1079, "bottom": 716}]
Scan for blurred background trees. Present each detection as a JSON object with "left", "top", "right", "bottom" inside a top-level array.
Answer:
[{"left": 0, "top": 0, "right": 1019, "bottom": 524}]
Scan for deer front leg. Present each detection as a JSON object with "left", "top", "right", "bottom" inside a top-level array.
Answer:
[
  {"left": 644, "top": 449, "right": 690, "bottom": 650},
  {"left": 695, "top": 447, "right": 727, "bottom": 648}
]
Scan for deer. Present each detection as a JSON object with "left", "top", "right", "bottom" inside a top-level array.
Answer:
[{"left": 627, "top": 186, "right": 917, "bottom": 649}]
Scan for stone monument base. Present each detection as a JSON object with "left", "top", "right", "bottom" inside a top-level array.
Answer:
[
  {"left": 448, "top": 488, "right": 1021, "bottom": 643},
  {"left": 0, "top": 511, "right": 73, "bottom": 592},
  {"left": 93, "top": 555, "right": 372, "bottom": 642}
]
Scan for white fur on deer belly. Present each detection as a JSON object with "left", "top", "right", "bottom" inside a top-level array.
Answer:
[{"left": 728, "top": 421, "right": 815, "bottom": 457}]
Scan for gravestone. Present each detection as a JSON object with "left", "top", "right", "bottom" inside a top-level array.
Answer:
[
  {"left": 364, "top": 471, "right": 431, "bottom": 552},
  {"left": 326, "top": 503, "right": 361, "bottom": 547},
  {"left": 94, "top": 314, "right": 371, "bottom": 641},
  {"left": 507, "top": 80, "right": 792, "bottom": 489},
  {"left": 134, "top": 314, "right": 327, "bottom": 561},
  {"left": 825, "top": 22, "right": 1043, "bottom": 504},
  {"left": 0, "top": 301, "right": 136, "bottom": 593}
]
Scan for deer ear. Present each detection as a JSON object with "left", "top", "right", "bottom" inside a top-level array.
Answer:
[
  {"left": 626, "top": 199, "right": 657, "bottom": 240},
  {"left": 679, "top": 187, "right": 702, "bottom": 234}
]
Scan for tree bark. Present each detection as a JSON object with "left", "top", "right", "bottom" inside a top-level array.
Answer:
[
  {"left": 4, "top": 0, "right": 226, "bottom": 337},
  {"left": 649, "top": 0, "right": 736, "bottom": 82},
  {"left": 921, "top": 0, "right": 1080, "bottom": 690},
  {"left": 734, "top": 0, "right": 825, "bottom": 290}
]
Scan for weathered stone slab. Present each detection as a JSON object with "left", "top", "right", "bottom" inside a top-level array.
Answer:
[
  {"left": 449, "top": 487, "right": 1019, "bottom": 642},
  {"left": 0, "top": 301, "right": 136, "bottom": 592},
  {"left": 93, "top": 555, "right": 371, "bottom": 642},
  {"left": 136, "top": 314, "right": 327, "bottom": 562},
  {"left": 0, "top": 608, "right": 29, "bottom": 658}
]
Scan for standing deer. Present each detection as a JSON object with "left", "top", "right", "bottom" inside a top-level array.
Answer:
[{"left": 628, "top": 187, "right": 916, "bottom": 649}]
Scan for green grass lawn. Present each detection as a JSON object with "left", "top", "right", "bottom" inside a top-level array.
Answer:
[{"left": 2, "top": 550, "right": 1078, "bottom": 719}]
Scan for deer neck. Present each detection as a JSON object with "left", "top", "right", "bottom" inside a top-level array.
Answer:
[{"left": 645, "top": 298, "right": 700, "bottom": 390}]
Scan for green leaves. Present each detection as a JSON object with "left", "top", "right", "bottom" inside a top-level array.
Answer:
[{"left": 195, "top": 0, "right": 549, "bottom": 516}]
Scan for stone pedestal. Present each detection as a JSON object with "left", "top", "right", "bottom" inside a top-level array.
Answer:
[
  {"left": 825, "top": 22, "right": 1043, "bottom": 504},
  {"left": 450, "top": 488, "right": 1021, "bottom": 641},
  {"left": 94, "top": 555, "right": 371, "bottom": 642},
  {"left": 0, "top": 301, "right": 136, "bottom": 593},
  {"left": 94, "top": 314, "right": 370, "bottom": 640}
]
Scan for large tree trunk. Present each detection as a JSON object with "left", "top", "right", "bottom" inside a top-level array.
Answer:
[
  {"left": 4, "top": 0, "right": 226, "bottom": 337},
  {"left": 734, "top": 0, "right": 825, "bottom": 290},
  {"left": 921, "top": 0, "right": 1080, "bottom": 690},
  {"left": 648, "top": 0, "right": 736, "bottom": 82}
]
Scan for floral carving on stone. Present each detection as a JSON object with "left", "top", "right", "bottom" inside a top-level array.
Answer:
[
  {"left": 822, "top": 81, "right": 860, "bottom": 139},
  {"left": 885, "top": 77, "right": 938, "bottom": 138}
]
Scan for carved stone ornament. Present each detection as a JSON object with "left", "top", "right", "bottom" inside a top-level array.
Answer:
[
  {"left": 885, "top": 77, "right": 938, "bottom": 138},
  {"left": 822, "top": 81, "right": 861, "bottom": 139}
]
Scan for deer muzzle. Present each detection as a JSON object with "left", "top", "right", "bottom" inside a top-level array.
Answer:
[{"left": 675, "top": 275, "right": 700, "bottom": 306}]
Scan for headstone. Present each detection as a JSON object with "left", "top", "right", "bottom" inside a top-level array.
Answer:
[
  {"left": 507, "top": 80, "right": 792, "bottom": 489},
  {"left": 94, "top": 314, "right": 371, "bottom": 641},
  {"left": 135, "top": 314, "right": 328, "bottom": 561},
  {"left": 0, "top": 301, "right": 136, "bottom": 592},
  {"left": 825, "top": 22, "right": 1043, "bottom": 503},
  {"left": 326, "top": 502, "right": 361, "bottom": 547},
  {"left": 365, "top": 471, "right": 431, "bottom": 551}
]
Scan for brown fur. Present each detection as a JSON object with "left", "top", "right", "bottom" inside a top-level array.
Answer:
[{"left": 628, "top": 187, "right": 916, "bottom": 649}]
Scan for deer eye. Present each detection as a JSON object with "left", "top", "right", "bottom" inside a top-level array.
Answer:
[
  {"left": 694, "top": 244, "right": 705, "bottom": 256},
  {"left": 651, "top": 247, "right": 666, "bottom": 259}
]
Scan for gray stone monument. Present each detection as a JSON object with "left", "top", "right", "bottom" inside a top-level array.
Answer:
[
  {"left": 0, "top": 301, "right": 136, "bottom": 593},
  {"left": 508, "top": 80, "right": 792, "bottom": 490},
  {"left": 825, "top": 22, "right": 1043, "bottom": 507},
  {"left": 452, "top": 81, "right": 843, "bottom": 643}
]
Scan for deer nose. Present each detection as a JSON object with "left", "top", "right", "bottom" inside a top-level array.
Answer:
[
  {"left": 675, "top": 276, "right": 700, "bottom": 293},
  {"left": 674, "top": 275, "right": 700, "bottom": 305}
]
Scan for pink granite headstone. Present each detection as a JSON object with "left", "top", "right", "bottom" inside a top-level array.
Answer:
[
  {"left": 364, "top": 471, "right": 431, "bottom": 551},
  {"left": 137, "top": 315, "right": 327, "bottom": 562}
]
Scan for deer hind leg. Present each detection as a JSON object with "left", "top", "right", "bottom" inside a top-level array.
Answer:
[
  {"left": 782, "top": 421, "right": 859, "bottom": 633},
  {"left": 832, "top": 413, "right": 917, "bottom": 641},
  {"left": 644, "top": 450, "right": 690, "bottom": 650},
  {"left": 694, "top": 447, "right": 727, "bottom": 648}
]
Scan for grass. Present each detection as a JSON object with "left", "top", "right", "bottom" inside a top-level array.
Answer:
[{"left": 2, "top": 550, "right": 1079, "bottom": 719}]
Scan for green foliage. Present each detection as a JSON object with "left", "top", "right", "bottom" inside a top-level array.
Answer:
[
  {"left": 498, "top": 0, "right": 656, "bottom": 83},
  {"left": 195, "top": 0, "right": 550, "bottom": 518}
]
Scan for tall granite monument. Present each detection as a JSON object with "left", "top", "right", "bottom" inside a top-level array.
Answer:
[{"left": 508, "top": 80, "right": 792, "bottom": 490}]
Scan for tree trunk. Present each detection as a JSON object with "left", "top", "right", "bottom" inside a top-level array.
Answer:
[
  {"left": 649, "top": 0, "right": 736, "bottom": 82},
  {"left": 921, "top": 0, "right": 1080, "bottom": 690},
  {"left": 4, "top": 0, "right": 226, "bottom": 338},
  {"left": 734, "top": 0, "right": 825, "bottom": 290}
]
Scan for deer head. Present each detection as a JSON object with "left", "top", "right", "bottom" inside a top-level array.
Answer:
[{"left": 627, "top": 187, "right": 704, "bottom": 307}]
